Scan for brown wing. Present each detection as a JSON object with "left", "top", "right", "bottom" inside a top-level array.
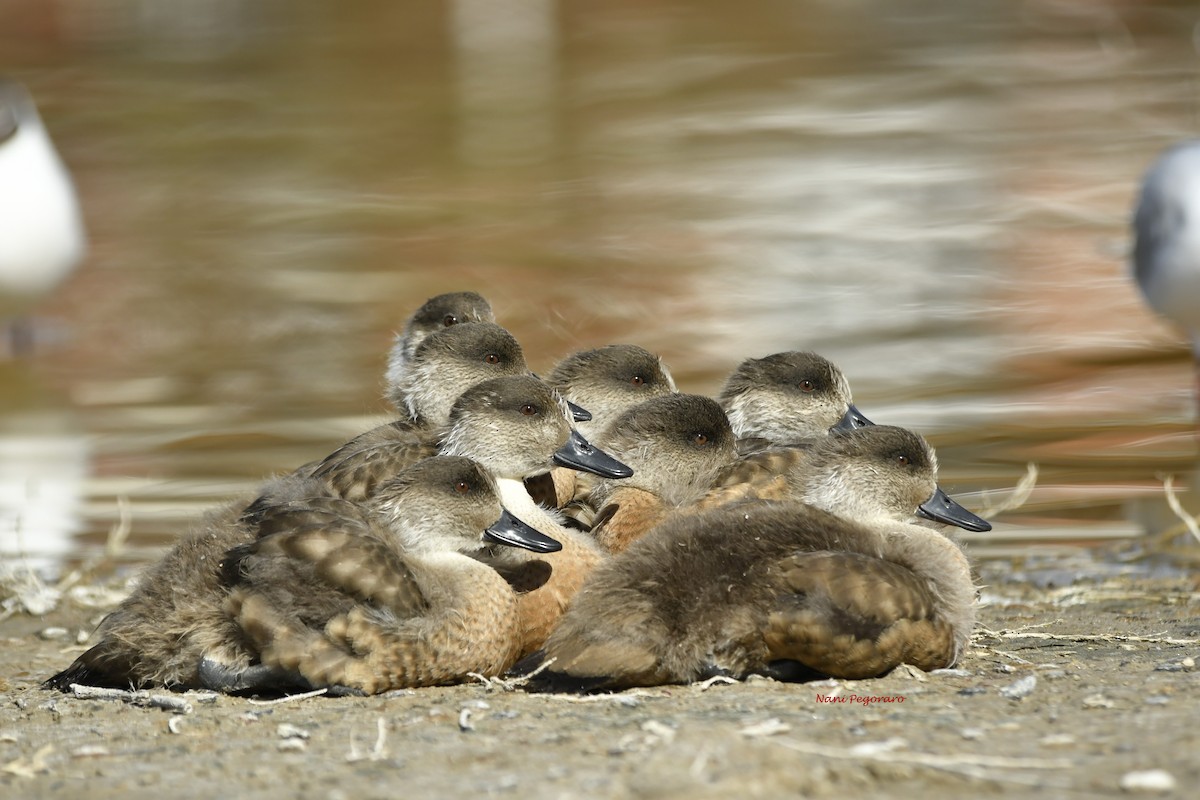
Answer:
[
  {"left": 311, "top": 422, "right": 434, "bottom": 501},
  {"left": 710, "top": 446, "right": 808, "bottom": 489},
  {"left": 762, "top": 551, "right": 956, "bottom": 678},
  {"left": 242, "top": 526, "right": 429, "bottom": 617}
]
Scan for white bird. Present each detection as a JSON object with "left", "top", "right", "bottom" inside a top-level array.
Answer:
[
  {"left": 1133, "top": 141, "right": 1200, "bottom": 357},
  {"left": 0, "top": 79, "right": 87, "bottom": 330}
]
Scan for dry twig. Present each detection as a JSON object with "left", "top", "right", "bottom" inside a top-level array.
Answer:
[{"left": 69, "top": 683, "right": 194, "bottom": 714}]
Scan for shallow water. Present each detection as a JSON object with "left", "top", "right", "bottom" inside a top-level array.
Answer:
[{"left": 2, "top": 0, "right": 1200, "bottom": 574}]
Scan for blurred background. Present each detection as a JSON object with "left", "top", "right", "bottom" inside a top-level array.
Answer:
[{"left": 2, "top": 0, "right": 1199, "bottom": 578}]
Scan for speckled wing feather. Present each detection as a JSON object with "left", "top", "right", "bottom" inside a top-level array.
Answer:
[
  {"left": 709, "top": 446, "right": 809, "bottom": 489},
  {"left": 310, "top": 421, "right": 434, "bottom": 501},
  {"left": 234, "top": 525, "right": 429, "bottom": 618},
  {"left": 762, "top": 550, "right": 955, "bottom": 678}
]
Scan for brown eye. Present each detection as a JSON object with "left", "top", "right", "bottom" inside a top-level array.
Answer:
[
  {"left": 454, "top": 480, "right": 471, "bottom": 494},
  {"left": 630, "top": 375, "right": 645, "bottom": 387},
  {"left": 693, "top": 433, "right": 709, "bottom": 446},
  {"left": 520, "top": 404, "right": 538, "bottom": 416},
  {"left": 896, "top": 454, "right": 910, "bottom": 466},
  {"left": 799, "top": 379, "right": 815, "bottom": 392},
  {"left": 443, "top": 314, "right": 458, "bottom": 327},
  {"left": 484, "top": 353, "right": 500, "bottom": 364}
]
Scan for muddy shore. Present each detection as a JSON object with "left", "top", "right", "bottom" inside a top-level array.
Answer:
[{"left": 2, "top": 561, "right": 1197, "bottom": 799}]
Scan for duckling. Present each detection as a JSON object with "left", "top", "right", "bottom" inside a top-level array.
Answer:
[
  {"left": 704, "top": 350, "right": 873, "bottom": 498},
  {"left": 43, "top": 500, "right": 263, "bottom": 690},
  {"left": 284, "top": 373, "right": 632, "bottom": 658},
  {"left": 303, "top": 373, "right": 630, "bottom": 504},
  {"left": 387, "top": 320, "right": 526, "bottom": 430},
  {"left": 212, "top": 456, "right": 561, "bottom": 694},
  {"left": 382, "top": 291, "right": 494, "bottom": 411},
  {"left": 0, "top": 79, "right": 87, "bottom": 332},
  {"left": 285, "top": 321, "right": 530, "bottom": 491},
  {"left": 719, "top": 351, "right": 872, "bottom": 453},
  {"left": 530, "top": 344, "right": 678, "bottom": 508},
  {"left": 567, "top": 394, "right": 737, "bottom": 553},
  {"left": 519, "top": 426, "right": 984, "bottom": 692}
]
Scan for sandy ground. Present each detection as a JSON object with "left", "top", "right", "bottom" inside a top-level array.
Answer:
[{"left": 1, "top": 559, "right": 1197, "bottom": 800}]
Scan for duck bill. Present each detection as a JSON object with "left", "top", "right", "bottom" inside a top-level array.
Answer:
[
  {"left": 830, "top": 403, "right": 874, "bottom": 434},
  {"left": 917, "top": 486, "right": 992, "bottom": 532},
  {"left": 566, "top": 400, "right": 592, "bottom": 423},
  {"left": 483, "top": 509, "right": 562, "bottom": 553},
  {"left": 552, "top": 429, "right": 634, "bottom": 479}
]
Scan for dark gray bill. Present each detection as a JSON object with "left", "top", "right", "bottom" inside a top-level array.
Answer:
[
  {"left": 567, "top": 400, "right": 592, "bottom": 423},
  {"left": 552, "top": 429, "right": 634, "bottom": 479},
  {"left": 484, "top": 508, "right": 562, "bottom": 553},
  {"left": 830, "top": 403, "right": 874, "bottom": 434},
  {"left": 918, "top": 486, "right": 992, "bottom": 532}
]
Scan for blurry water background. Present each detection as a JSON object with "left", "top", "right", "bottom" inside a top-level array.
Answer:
[{"left": 2, "top": 0, "right": 1200, "bottom": 577}]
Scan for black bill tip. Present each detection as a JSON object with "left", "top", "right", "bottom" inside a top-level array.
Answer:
[
  {"left": 917, "top": 486, "right": 992, "bottom": 532},
  {"left": 830, "top": 403, "right": 874, "bottom": 434},
  {"left": 484, "top": 509, "right": 562, "bottom": 553},
  {"left": 567, "top": 400, "right": 592, "bottom": 423},
  {"left": 552, "top": 429, "right": 634, "bottom": 479}
]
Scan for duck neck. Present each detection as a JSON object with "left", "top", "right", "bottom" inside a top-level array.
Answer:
[{"left": 495, "top": 477, "right": 570, "bottom": 533}]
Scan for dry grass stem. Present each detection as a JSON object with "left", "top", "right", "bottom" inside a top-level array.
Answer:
[
  {"left": 977, "top": 626, "right": 1197, "bottom": 646},
  {"left": 245, "top": 688, "right": 328, "bottom": 705},
  {"left": 979, "top": 463, "right": 1038, "bottom": 519},
  {"left": 773, "top": 737, "right": 1073, "bottom": 788},
  {"left": 468, "top": 658, "right": 556, "bottom": 692},
  {"left": 70, "top": 683, "right": 194, "bottom": 714},
  {"left": 1160, "top": 474, "right": 1200, "bottom": 545}
]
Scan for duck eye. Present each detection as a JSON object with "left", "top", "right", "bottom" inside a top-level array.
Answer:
[
  {"left": 454, "top": 480, "right": 471, "bottom": 494},
  {"left": 693, "top": 433, "right": 709, "bottom": 446},
  {"left": 630, "top": 375, "right": 645, "bottom": 387},
  {"left": 798, "top": 379, "right": 815, "bottom": 392},
  {"left": 484, "top": 353, "right": 500, "bottom": 364},
  {"left": 443, "top": 314, "right": 458, "bottom": 327},
  {"left": 520, "top": 404, "right": 538, "bottom": 416}
]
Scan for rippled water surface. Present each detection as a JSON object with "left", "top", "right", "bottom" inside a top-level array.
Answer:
[{"left": 3, "top": 0, "right": 1200, "bottom": 573}]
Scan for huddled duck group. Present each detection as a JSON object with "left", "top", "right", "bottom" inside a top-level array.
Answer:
[{"left": 45, "top": 291, "right": 992, "bottom": 696}]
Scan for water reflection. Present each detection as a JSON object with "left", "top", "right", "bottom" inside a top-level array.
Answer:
[
  {"left": 451, "top": 0, "right": 558, "bottom": 166},
  {"left": 0, "top": 361, "right": 87, "bottom": 575},
  {"left": 0, "top": 0, "right": 1198, "bottom": 573}
]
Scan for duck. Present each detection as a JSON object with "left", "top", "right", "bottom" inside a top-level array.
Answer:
[
  {"left": 0, "top": 79, "right": 87, "bottom": 335},
  {"left": 286, "top": 320, "right": 530, "bottom": 487},
  {"left": 565, "top": 393, "right": 738, "bottom": 552},
  {"left": 702, "top": 350, "right": 874, "bottom": 500},
  {"left": 1132, "top": 141, "right": 1200, "bottom": 378},
  {"left": 298, "top": 373, "right": 630, "bottom": 504},
  {"left": 384, "top": 320, "right": 528, "bottom": 432},
  {"left": 529, "top": 344, "right": 678, "bottom": 508},
  {"left": 42, "top": 499, "right": 265, "bottom": 690},
  {"left": 209, "top": 456, "right": 562, "bottom": 694},
  {"left": 382, "top": 291, "right": 496, "bottom": 413},
  {"left": 274, "top": 373, "right": 633, "bottom": 658},
  {"left": 518, "top": 425, "right": 986, "bottom": 692},
  {"left": 718, "top": 350, "right": 872, "bottom": 454}
]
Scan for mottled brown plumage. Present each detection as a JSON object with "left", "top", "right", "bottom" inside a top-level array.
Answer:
[
  {"left": 521, "top": 426, "right": 982, "bottom": 692},
  {"left": 43, "top": 501, "right": 261, "bottom": 690},
  {"left": 222, "top": 457, "right": 554, "bottom": 693}
]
